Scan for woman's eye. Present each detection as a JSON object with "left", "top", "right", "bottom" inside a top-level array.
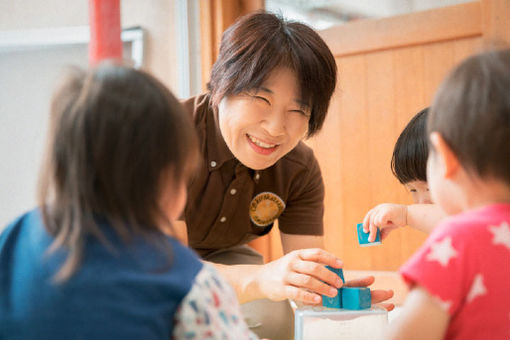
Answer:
[
  {"left": 254, "top": 96, "right": 270, "bottom": 104},
  {"left": 291, "top": 110, "right": 310, "bottom": 117}
]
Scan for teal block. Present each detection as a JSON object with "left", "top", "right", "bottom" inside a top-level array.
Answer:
[
  {"left": 325, "top": 265, "right": 345, "bottom": 283},
  {"left": 357, "top": 223, "right": 381, "bottom": 246},
  {"left": 341, "top": 287, "right": 371, "bottom": 310},
  {"left": 322, "top": 290, "right": 341, "bottom": 308},
  {"left": 322, "top": 266, "right": 344, "bottom": 308}
]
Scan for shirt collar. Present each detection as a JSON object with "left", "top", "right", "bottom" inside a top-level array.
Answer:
[{"left": 205, "top": 96, "right": 235, "bottom": 171}]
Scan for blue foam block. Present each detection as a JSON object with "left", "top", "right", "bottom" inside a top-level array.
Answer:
[
  {"left": 322, "top": 290, "right": 341, "bottom": 308},
  {"left": 341, "top": 287, "right": 371, "bottom": 310},
  {"left": 325, "top": 265, "right": 345, "bottom": 283},
  {"left": 357, "top": 223, "right": 381, "bottom": 246},
  {"left": 322, "top": 266, "right": 344, "bottom": 308}
]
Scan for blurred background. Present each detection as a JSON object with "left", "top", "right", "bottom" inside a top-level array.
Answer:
[
  {"left": 0, "top": 0, "right": 472, "bottom": 231},
  {"left": 2, "top": 0, "right": 507, "bottom": 307}
]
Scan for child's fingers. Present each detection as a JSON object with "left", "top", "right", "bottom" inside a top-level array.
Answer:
[
  {"left": 362, "top": 209, "right": 374, "bottom": 233},
  {"left": 368, "top": 220, "right": 378, "bottom": 242},
  {"left": 380, "top": 227, "right": 393, "bottom": 240}
]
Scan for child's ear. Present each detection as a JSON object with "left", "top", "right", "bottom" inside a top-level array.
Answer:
[{"left": 429, "top": 132, "right": 460, "bottom": 179}]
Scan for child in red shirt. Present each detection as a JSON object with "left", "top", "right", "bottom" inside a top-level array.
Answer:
[{"left": 387, "top": 50, "right": 510, "bottom": 339}]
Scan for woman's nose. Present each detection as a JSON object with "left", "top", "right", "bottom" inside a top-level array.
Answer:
[{"left": 262, "top": 110, "right": 286, "bottom": 136}]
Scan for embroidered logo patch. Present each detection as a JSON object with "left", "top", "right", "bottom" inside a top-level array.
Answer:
[{"left": 249, "top": 192, "right": 285, "bottom": 227}]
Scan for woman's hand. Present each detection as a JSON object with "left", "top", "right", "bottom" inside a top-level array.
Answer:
[
  {"left": 253, "top": 248, "right": 394, "bottom": 311},
  {"left": 362, "top": 203, "right": 408, "bottom": 242},
  {"left": 255, "top": 248, "right": 344, "bottom": 304},
  {"left": 344, "top": 275, "right": 395, "bottom": 311}
]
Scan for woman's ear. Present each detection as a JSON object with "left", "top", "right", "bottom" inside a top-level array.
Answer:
[{"left": 429, "top": 132, "right": 460, "bottom": 179}]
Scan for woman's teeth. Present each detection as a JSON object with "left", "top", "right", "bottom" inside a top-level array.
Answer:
[{"left": 248, "top": 135, "right": 277, "bottom": 149}]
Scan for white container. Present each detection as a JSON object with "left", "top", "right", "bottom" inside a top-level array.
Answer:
[{"left": 294, "top": 306, "right": 388, "bottom": 340}]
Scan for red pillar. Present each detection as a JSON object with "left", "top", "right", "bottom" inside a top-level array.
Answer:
[{"left": 89, "top": 0, "right": 122, "bottom": 66}]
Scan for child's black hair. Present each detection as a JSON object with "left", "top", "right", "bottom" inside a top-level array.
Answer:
[{"left": 391, "top": 108, "right": 429, "bottom": 184}]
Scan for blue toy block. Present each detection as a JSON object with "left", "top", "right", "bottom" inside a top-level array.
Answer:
[
  {"left": 322, "top": 290, "right": 341, "bottom": 308},
  {"left": 322, "top": 266, "right": 345, "bottom": 308},
  {"left": 357, "top": 223, "right": 381, "bottom": 246},
  {"left": 325, "top": 265, "right": 345, "bottom": 283},
  {"left": 341, "top": 287, "right": 371, "bottom": 310}
]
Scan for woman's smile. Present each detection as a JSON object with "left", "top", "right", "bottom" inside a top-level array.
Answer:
[{"left": 247, "top": 134, "right": 280, "bottom": 155}]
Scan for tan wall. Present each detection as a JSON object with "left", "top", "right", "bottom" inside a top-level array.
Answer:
[
  {"left": 254, "top": 0, "right": 510, "bottom": 270},
  {"left": 0, "top": 0, "right": 179, "bottom": 92}
]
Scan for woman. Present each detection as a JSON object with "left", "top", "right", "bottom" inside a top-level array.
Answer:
[{"left": 180, "top": 12, "right": 393, "bottom": 340}]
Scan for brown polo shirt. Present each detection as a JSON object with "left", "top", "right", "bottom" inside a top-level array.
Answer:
[{"left": 182, "top": 94, "right": 324, "bottom": 257}]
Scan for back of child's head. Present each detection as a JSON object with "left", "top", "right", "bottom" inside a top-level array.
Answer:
[
  {"left": 428, "top": 49, "right": 510, "bottom": 185},
  {"left": 391, "top": 108, "right": 429, "bottom": 184},
  {"left": 38, "top": 63, "right": 198, "bottom": 280}
]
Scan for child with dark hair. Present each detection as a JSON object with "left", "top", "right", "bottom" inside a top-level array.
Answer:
[
  {"left": 386, "top": 49, "right": 510, "bottom": 339},
  {"left": 363, "top": 108, "right": 445, "bottom": 241},
  {"left": 0, "top": 64, "right": 257, "bottom": 339},
  {"left": 391, "top": 108, "right": 431, "bottom": 204}
]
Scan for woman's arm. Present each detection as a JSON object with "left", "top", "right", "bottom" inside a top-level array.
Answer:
[
  {"left": 280, "top": 233, "right": 395, "bottom": 310},
  {"left": 206, "top": 246, "right": 343, "bottom": 304}
]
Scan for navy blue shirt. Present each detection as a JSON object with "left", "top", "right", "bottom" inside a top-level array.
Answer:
[{"left": 0, "top": 209, "right": 203, "bottom": 339}]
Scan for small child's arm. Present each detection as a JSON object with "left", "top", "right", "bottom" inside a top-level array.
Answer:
[
  {"left": 363, "top": 203, "right": 446, "bottom": 242},
  {"left": 385, "top": 285, "right": 449, "bottom": 340}
]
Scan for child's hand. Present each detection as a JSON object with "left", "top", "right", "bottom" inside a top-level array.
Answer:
[{"left": 362, "top": 203, "right": 408, "bottom": 242}]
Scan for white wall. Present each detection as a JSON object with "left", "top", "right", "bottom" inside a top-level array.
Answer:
[{"left": 0, "top": 0, "right": 183, "bottom": 229}]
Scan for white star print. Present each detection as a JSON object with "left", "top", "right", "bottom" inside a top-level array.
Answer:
[
  {"left": 489, "top": 221, "right": 510, "bottom": 251},
  {"left": 426, "top": 236, "right": 458, "bottom": 267},
  {"left": 467, "top": 273, "right": 487, "bottom": 303}
]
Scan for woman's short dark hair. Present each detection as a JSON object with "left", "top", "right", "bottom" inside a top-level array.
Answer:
[
  {"left": 38, "top": 64, "right": 198, "bottom": 281},
  {"left": 428, "top": 49, "right": 510, "bottom": 185},
  {"left": 208, "top": 11, "right": 337, "bottom": 137},
  {"left": 391, "top": 108, "right": 429, "bottom": 184}
]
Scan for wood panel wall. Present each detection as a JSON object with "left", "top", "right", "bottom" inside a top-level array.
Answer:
[{"left": 251, "top": 0, "right": 510, "bottom": 273}]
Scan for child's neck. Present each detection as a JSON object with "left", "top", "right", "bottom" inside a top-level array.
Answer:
[{"left": 461, "top": 177, "right": 510, "bottom": 211}]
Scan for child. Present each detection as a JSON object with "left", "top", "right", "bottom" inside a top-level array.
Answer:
[
  {"left": 0, "top": 65, "right": 258, "bottom": 339},
  {"left": 363, "top": 108, "right": 445, "bottom": 241},
  {"left": 387, "top": 49, "right": 510, "bottom": 339},
  {"left": 391, "top": 108, "right": 431, "bottom": 205}
]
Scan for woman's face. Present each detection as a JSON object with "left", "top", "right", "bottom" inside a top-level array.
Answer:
[
  {"left": 217, "top": 67, "right": 310, "bottom": 170},
  {"left": 404, "top": 180, "right": 432, "bottom": 204}
]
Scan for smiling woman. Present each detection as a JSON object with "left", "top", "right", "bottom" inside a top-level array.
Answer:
[
  {"left": 217, "top": 67, "right": 310, "bottom": 170},
  {"left": 180, "top": 11, "right": 393, "bottom": 340}
]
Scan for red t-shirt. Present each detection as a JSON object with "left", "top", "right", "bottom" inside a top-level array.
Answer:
[{"left": 400, "top": 203, "right": 510, "bottom": 339}]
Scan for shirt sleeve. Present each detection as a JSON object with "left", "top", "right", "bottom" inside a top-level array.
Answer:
[
  {"left": 277, "top": 150, "right": 324, "bottom": 236},
  {"left": 400, "top": 219, "right": 475, "bottom": 315},
  {"left": 172, "top": 264, "right": 259, "bottom": 340}
]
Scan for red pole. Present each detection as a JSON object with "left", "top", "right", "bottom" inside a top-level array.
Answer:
[{"left": 89, "top": 0, "right": 122, "bottom": 66}]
